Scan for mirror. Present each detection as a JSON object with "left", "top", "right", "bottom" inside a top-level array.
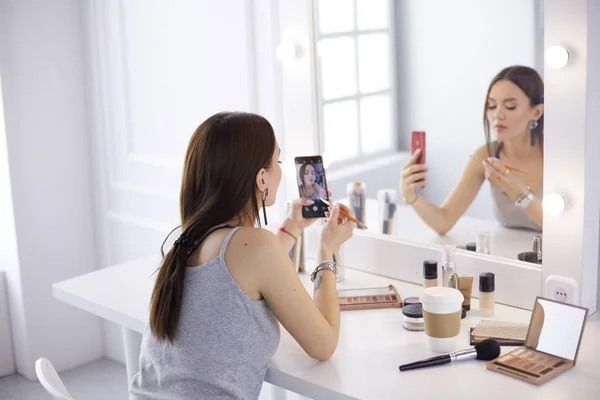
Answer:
[
  {"left": 528, "top": 298, "right": 587, "bottom": 360},
  {"left": 312, "top": 0, "right": 545, "bottom": 265}
]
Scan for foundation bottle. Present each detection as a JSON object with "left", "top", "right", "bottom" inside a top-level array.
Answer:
[
  {"left": 423, "top": 260, "right": 438, "bottom": 288},
  {"left": 479, "top": 272, "right": 496, "bottom": 317},
  {"left": 441, "top": 246, "right": 456, "bottom": 287}
]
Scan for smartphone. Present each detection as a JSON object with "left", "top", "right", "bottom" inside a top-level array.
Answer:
[
  {"left": 294, "top": 155, "right": 330, "bottom": 218},
  {"left": 411, "top": 131, "right": 426, "bottom": 164}
]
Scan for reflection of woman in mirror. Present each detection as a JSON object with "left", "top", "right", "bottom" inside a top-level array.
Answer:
[
  {"left": 299, "top": 163, "right": 327, "bottom": 200},
  {"left": 401, "top": 66, "right": 544, "bottom": 234}
]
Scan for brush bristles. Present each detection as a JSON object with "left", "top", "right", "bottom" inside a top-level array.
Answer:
[{"left": 475, "top": 339, "right": 501, "bottom": 361}]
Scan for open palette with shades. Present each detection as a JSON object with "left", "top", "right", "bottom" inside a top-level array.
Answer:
[
  {"left": 487, "top": 297, "right": 588, "bottom": 385},
  {"left": 337, "top": 285, "right": 402, "bottom": 311}
]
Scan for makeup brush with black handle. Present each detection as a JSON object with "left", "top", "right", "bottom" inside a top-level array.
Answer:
[{"left": 399, "top": 339, "right": 501, "bottom": 372}]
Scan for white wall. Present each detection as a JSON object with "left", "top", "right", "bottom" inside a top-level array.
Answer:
[
  {"left": 0, "top": 0, "right": 103, "bottom": 379},
  {"left": 83, "top": 0, "right": 285, "bottom": 363},
  {"left": 395, "top": 0, "right": 538, "bottom": 220},
  {"left": 0, "top": 272, "right": 15, "bottom": 377},
  {"left": 0, "top": 60, "right": 16, "bottom": 378}
]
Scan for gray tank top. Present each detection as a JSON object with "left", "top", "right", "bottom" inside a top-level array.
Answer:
[
  {"left": 130, "top": 227, "right": 281, "bottom": 400},
  {"left": 490, "top": 186, "right": 542, "bottom": 231},
  {"left": 490, "top": 143, "right": 542, "bottom": 232}
]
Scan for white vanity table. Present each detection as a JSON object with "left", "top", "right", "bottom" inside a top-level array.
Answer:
[{"left": 53, "top": 256, "right": 599, "bottom": 399}]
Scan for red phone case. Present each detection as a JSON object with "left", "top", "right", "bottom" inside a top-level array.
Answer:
[{"left": 411, "top": 131, "right": 426, "bottom": 164}]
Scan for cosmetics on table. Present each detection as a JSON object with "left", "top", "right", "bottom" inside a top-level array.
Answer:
[
  {"left": 402, "top": 303, "right": 424, "bottom": 332},
  {"left": 403, "top": 296, "right": 421, "bottom": 307},
  {"left": 423, "top": 260, "right": 438, "bottom": 288},
  {"left": 441, "top": 246, "right": 457, "bottom": 287},
  {"left": 337, "top": 285, "right": 402, "bottom": 311},
  {"left": 420, "top": 287, "right": 464, "bottom": 353},
  {"left": 476, "top": 232, "right": 491, "bottom": 254},
  {"left": 470, "top": 320, "right": 528, "bottom": 346},
  {"left": 488, "top": 297, "right": 589, "bottom": 385},
  {"left": 532, "top": 235, "right": 542, "bottom": 263},
  {"left": 377, "top": 189, "right": 398, "bottom": 235},
  {"left": 479, "top": 272, "right": 496, "bottom": 317},
  {"left": 458, "top": 276, "right": 474, "bottom": 312},
  {"left": 347, "top": 182, "right": 366, "bottom": 229},
  {"left": 518, "top": 251, "right": 538, "bottom": 263}
]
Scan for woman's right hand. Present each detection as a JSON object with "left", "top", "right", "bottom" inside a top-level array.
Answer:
[
  {"left": 320, "top": 203, "right": 354, "bottom": 254},
  {"left": 400, "top": 149, "right": 428, "bottom": 204}
]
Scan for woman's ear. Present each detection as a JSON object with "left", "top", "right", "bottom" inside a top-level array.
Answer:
[
  {"left": 533, "top": 104, "right": 544, "bottom": 121},
  {"left": 255, "top": 168, "right": 268, "bottom": 192}
]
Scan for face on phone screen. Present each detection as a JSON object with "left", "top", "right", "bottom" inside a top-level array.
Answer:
[{"left": 295, "top": 156, "right": 329, "bottom": 218}]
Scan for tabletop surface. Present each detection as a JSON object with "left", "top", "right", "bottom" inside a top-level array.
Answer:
[{"left": 53, "top": 256, "right": 599, "bottom": 400}]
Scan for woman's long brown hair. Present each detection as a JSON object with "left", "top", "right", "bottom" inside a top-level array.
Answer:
[
  {"left": 150, "top": 112, "right": 276, "bottom": 342},
  {"left": 483, "top": 65, "right": 544, "bottom": 157}
]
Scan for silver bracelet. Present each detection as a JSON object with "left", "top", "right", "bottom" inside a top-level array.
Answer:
[
  {"left": 310, "top": 261, "right": 338, "bottom": 282},
  {"left": 515, "top": 188, "right": 535, "bottom": 209}
]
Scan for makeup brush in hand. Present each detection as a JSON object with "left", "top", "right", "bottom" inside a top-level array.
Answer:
[{"left": 399, "top": 339, "right": 501, "bottom": 372}]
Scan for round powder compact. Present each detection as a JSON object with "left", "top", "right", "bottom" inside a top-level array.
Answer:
[
  {"left": 403, "top": 296, "right": 420, "bottom": 307},
  {"left": 402, "top": 303, "right": 424, "bottom": 331}
]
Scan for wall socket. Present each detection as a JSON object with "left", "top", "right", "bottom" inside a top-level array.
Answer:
[{"left": 545, "top": 275, "right": 579, "bottom": 305}]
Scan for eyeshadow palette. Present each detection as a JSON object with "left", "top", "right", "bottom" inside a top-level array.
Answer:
[
  {"left": 488, "top": 347, "right": 572, "bottom": 384},
  {"left": 337, "top": 285, "right": 402, "bottom": 311},
  {"left": 487, "top": 297, "right": 588, "bottom": 385}
]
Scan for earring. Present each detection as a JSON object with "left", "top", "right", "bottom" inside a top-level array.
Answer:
[
  {"left": 262, "top": 188, "right": 269, "bottom": 226},
  {"left": 529, "top": 120, "right": 538, "bottom": 146}
]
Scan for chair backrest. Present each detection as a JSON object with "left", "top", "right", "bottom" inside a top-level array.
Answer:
[{"left": 35, "top": 358, "right": 74, "bottom": 400}]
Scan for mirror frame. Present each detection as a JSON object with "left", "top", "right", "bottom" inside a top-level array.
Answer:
[{"left": 277, "top": 0, "right": 599, "bottom": 312}]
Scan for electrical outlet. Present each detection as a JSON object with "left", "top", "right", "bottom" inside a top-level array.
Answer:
[{"left": 545, "top": 275, "right": 579, "bottom": 305}]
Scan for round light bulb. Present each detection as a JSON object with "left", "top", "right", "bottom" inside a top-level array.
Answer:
[
  {"left": 545, "top": 46, "right": 571, "bottom": 69},
  {"left": 276, "top": 44, "right": 299, "bottom": 64},
  {"left": 543, "top": 193, "right": 567, "bottom": 215}
]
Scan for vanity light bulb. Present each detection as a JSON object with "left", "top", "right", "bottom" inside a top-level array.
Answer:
[
  {"left": 545, "top": 46, "right": 571, "bottom": 69},
  {"left": 276, "top": 44, "right": 299, "bottom": 64},
  {"left": 543, "top": 193, "right": 566, "bottom": 216}
]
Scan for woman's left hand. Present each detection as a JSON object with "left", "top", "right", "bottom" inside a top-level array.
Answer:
[
  {"left": 482, "top": 157, "right": 529, "bottom": 201},
  {"left": 286, "top": 190, "right": 333, "bottom": 231}
]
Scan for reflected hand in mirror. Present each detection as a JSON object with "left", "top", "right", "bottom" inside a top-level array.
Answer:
[
  {"left": 400, "top": 66, "right": 544, "bottom": 236},
  {"left": 400, "top": 149, "right": 428, "bottom": 205}
]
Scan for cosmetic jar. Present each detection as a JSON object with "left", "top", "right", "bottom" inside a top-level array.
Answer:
[
  {"left": 476, "top": 232, "right": 491, "bottom": 254},
  {"left": 403, "top": 296, "right": 420, "bottom": 307},
  {"left": 518, "top": 251, "right": 538, "bottom": 263},
  {"left": 479, "top": 272, "right": 496, "bottom": 317},
  {"left": 423, "top": 260, "right": 438, "bottom": 288},
  {"left": 465, "top": 242, "right": 476, "bottom": 251},
  {"left": 441, "top": 245, "right": 456, "bottom": 287},
  {"left": 402, "top": 303, "right": 424, "bottom": 331}
]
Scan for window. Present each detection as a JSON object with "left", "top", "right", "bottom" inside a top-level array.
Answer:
[{"left": 312, "top": 0, "right": 396, "bottom": 165}]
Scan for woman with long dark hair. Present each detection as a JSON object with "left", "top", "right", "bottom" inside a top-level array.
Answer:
[{"left": 130, "top": 112, "right": 354, "bottom": 399}]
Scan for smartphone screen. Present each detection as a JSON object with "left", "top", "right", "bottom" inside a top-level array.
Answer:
[
  {"left": 294, "top": 155, "right": 330, "bottom": 218},
  {"left": 411, "top": 131, "right": 426, "bottom": 164}
]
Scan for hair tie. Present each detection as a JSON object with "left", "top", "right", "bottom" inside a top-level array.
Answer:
[{"left": 174, "top": 233, "right": 192, "bottom": 248}]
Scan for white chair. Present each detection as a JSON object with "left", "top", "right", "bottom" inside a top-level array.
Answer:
[{"left": 35, "top": 358, "right": 74, "bottom": 400}]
